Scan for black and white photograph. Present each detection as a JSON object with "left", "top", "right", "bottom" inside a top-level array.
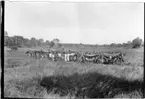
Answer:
[{"left": 4, "top": 1, "right": 144, "bottom": 98}]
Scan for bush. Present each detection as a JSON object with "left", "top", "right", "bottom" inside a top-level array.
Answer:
[
  {"left": 132, "top": 37, "right": 142, "bottom": 48},
  {"left": 49, "top": 41, "right": 54, "bottom": 48}
]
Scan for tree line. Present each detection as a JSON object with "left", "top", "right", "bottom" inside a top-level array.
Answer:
[
  {"left": 4, "top": 31, "right": 143, "bottom": 50},
  {"left": 4, "top": 31, "right": 61, "bottom": 49},
  {"left": 100, "top": 37, "right": 143, "bottom": 48}
]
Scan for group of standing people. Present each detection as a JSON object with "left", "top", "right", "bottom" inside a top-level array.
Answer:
[{"left": 25, "top": 49, "right": 125, "bottom": 65}]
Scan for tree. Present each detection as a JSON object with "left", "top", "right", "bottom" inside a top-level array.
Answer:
[
  {"left": 52, "top": 38, "right": 60, "bottom": 44},
  {"left": 132, "top": 37, "right": 142, "bottom": 48},
  {"left": 126, "top": 41, "right": 132, "bottom": 48},
  {"left": 12, "top": 36, "right": 24, "bottom": 47},
  {"left": 122, "top": 43, "right": 127, "bottom": 47},
  {"left": 115, "top": 43, "right": 122, "bottom": 47},
  {"left": 110, "top": 43, "right": 115, "bottom": 47},
  {"left": 38, "top": 38, "right": 44, "bottom": 46},
  {"left": 45, "top": 40, "right": 50, "bottom": 46},
  {"left": 49, "top": 41, "right": 54, "bottom": 48},
  {"left": 52, "top": 38, "right": 62, "bottom": 48},
  {"left": 30, "top": 37, "right": 37, "bottom": 47},
  {"left": 46, "top": 40, "right": 49, "bottom": 43},
  {"left": 23, "top": 38, "right": 31, "bottom": 47},
  {"left": 5, "top": 37, "right": 14, "bottom": 47},
  {"left": 39, "top": 38, "right": 44, "bottom": 43}
]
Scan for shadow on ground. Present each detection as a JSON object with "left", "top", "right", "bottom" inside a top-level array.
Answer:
[{"left": 40, "top": 71, "right": 144, "bottom": 98}]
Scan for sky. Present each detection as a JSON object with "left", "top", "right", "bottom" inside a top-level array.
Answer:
[{"left": 5, "top": 2, "right": 144, "bottom": 44}]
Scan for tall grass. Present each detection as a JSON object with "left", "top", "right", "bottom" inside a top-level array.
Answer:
[
  {"left": 4, "top": 47, "right": 144, "bottom": 98},
  {"left": 40, "top": 65, "right": 144, "bottom": 98}
]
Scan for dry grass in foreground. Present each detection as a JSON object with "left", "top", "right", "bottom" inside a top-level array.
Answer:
[
  {"left": 4, "top": 60, "right": 144, "bottom": 98},
  {"left": 4, "top": 47, "right": 144, "bottom": 98},
  {"left": 40, "top": 65, "right": 143, "bottom": 98}
]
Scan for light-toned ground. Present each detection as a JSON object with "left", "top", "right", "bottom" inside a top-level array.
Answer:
[{"left": 4, "top": 46, "right": 144, "bottom": 98}]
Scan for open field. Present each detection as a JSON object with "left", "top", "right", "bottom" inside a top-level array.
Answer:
[{"left": 4, "top": 46, "right": 144, "bottom": 98}]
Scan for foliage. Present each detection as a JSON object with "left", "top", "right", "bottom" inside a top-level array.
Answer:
[
  {"left": 49, "top": 41, "right": 55, "bottom": 48},
  {"left": 4, "top": 31, "right": 63, "bottom": 48},
  {"left": 52, "top": 38, "right": 60, "bottom": 44},
  {"left": 4, "top": 31, "right": 143, "bottom": 50},
  {"left": 110, "top": 43, "right": 115, "bottom": 47},
  {"left": 132, "top": 37, "right": 142, "bottom": 48},
  {"left": 100, "top": 38, "right": 142, "bottom": 48},
  {"left": 46, "top": 40, "right": 50, "bottom": 44}
]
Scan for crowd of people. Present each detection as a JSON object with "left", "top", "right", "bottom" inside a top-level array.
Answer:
[{"left": 25, "top": 49, "right": 126, "bottom": 65}]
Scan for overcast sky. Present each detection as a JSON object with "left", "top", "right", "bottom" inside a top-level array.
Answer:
[{"left": 5, "top": 2, "right": 144, "bottom": 44}]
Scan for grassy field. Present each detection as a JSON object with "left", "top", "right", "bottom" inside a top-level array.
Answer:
[{"left": 4, "top": 46, "right": 144, "bottom": 98}]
